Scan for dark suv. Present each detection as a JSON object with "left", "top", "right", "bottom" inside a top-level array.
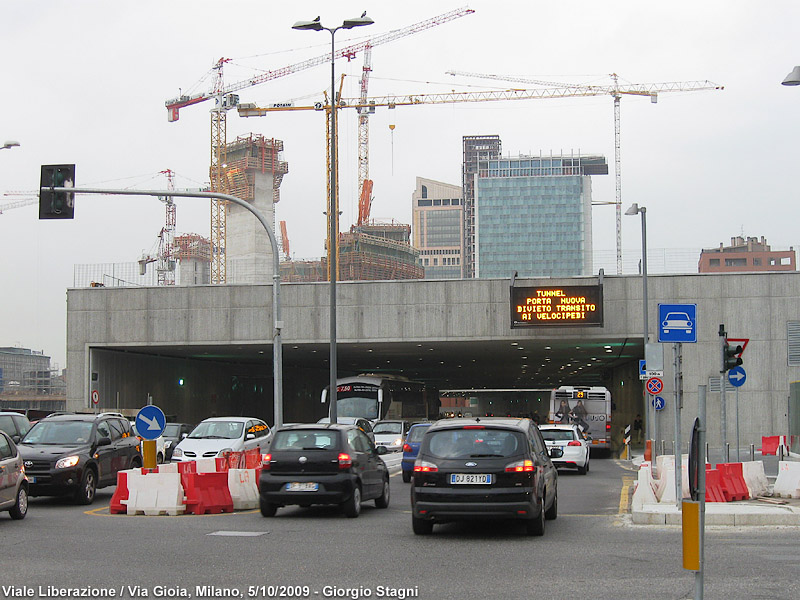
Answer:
[
  {"left": 18, "top": 412, "right": 142, "bottom": 504},
  {"left": 259, "top": 423, "right": 390, "bottom": 518},
  {"left": 410, "top": 417, "right": 561, "bottom": 536}
]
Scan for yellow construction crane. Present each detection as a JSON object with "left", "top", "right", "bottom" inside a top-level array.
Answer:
[
  {"left": 164, "top": 6, "right": 474, "bottom": 284},
  {"left": 445, "top": 70, "right": 724, "bottom": 274}
]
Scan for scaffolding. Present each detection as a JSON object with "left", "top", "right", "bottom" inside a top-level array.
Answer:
[
  {"left": 224, "top": 133, "right": 289, "bottom": 206},
  {"left": 174, "top": 233, "right": 212, "bottom": 262}
]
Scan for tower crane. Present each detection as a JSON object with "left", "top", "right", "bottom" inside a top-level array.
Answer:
[
  {"left": 0, "top": 197, "right": 38, "bottom": 214},
  {"left": 164, "top": 6, "right": 474, "bottom": 284},
  {"left": 138, "top": 169, "right": 178, "bottom": 285},
  {"left": 445, "top": 70, "right": 724, "bottom": 274}
]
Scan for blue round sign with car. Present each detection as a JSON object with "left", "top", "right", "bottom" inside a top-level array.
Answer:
[{"left": 135, "top": 405, "right": 166, "bottom": 440}]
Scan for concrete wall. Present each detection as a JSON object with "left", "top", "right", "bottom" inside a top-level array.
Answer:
[{"left": 67, "top": 272, "right": 800, "bottom": 447}]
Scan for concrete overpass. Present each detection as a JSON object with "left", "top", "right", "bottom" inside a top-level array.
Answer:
[{"left": 66, "top": 271, "right": 800, "bottom": 450}]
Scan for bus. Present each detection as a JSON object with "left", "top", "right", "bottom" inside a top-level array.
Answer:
[
  {"left": 548, "top": 386, "right": 612, "bottom": 450},
  {"left": 321, "top": 374, "right": 439, "bottom": 423}
]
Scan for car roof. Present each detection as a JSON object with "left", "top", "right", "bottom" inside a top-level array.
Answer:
[
  {"left": 539, "top": 424, "right": 580, "bottom": 431},
  {"left": 39, "top": 413, "right": 109, "bottom": 423},
  {"left": 275, "top": 423, "right": 353, "bottom": 432},
  {"left": 199, "top": 416, "right": 262, "bottom": 424},
  {"left": 428, "top": 417, "right": 531, "bottom": 432},
  {"left": 408, "top": 422, "right": 432, "bottom": 429},
  {"left": 316, "top": 417, "right": 366, "bottom": 424}
]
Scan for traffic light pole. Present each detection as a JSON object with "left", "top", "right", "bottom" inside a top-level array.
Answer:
[
  {"left": 42, "top": 186, "right": 285, "bottom": 429},
  {"left": 719, "top": 327, "right": 728, "bottom": 459}
]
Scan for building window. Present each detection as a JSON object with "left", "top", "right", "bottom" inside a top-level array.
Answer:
[
  {"left": 709, "top": 259, "right": 720, "bottom": 266},
  {"left": 421, "top": 185, "right": 428, "bottom": 199},
  {"left": 725, "top": 258, "right": 747, "bottom": 267},
  {"left": 753, "top": 258, "right": 762, "bottom": 266},
  {"left": 418, "top": 199, "right": 432, "bottom": 206},
  {"left": 789, "top": 322, "right": 800, "bottom": 367}
]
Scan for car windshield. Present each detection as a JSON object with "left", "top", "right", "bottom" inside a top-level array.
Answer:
[
  {"left": 188, "top": 421, "right": 244, "bottom": 440},
  {"left": 407, "top": 425, "right": 430, "bottom": 442},
  {"left": 21, "top": 421, "right": 94, "bottom": 445},
  {"left": 540, "top": 429, "right": 576, "bottom": 442},
  {"left": 667, "top": 313, "right": 689, "bottom": 321},
  {"left": 271, "top": 430, "right": 336, "bottom": 451},
  {"left": 373, "top": 422, "right": 403, "bottom": 435},
  {"left": 426, "top": 429, "right": 523, "bottom": 458},
  {"left": 163, "top": 424, "right": 182, "bottom": 436}
]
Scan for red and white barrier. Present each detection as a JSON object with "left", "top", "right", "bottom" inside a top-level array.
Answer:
[
  {"left": 716, "top": 463, "right": 750, "bottom": 501},
  {"left": 632, "top": 463, "right": 659, "bottom": 509},
  {"left": 773, "top": 461, "right": 800, "bottom": 499},
  {"left": 228, "top": 469, "right": 259, "bottom": 510},
  {"left": 742, "top": 461, "right": 769, "bottom": 497}
]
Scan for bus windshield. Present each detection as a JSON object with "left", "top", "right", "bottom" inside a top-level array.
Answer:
[{"left": 336, "top": 396, "right": 379, "bottom": 419}]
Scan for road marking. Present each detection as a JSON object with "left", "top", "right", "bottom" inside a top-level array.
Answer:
[
  {"left": 618, "top": 476, "right": 635, "bottom": 514},
  {"left": 207, "top": 531, "right": 268, "bottom": 536}
]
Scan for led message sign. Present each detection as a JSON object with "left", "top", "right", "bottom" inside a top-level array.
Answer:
[{"left": 510, "top": 285, "right": 604, "bottom": 327}]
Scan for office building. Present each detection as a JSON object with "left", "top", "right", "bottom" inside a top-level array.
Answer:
[{"left": 412, "top": 177, "right": 463, "bottom": 279}]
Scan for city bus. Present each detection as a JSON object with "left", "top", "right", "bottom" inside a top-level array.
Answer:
[
  {"left": 321, "top": 374, "right": 438, "bottom": 423},
  {"left": 548, "top": 385, "right": 612, "bottom": 450}
]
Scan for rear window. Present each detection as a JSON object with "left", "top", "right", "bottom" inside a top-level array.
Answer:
[
  {"left": 272, "top": 430, "right": 337, "bottom": 451},
  {"left": 407, "top": 425, "right": 431, "bottom": 442},
  {"left": 540, "top": 429, "right": 577, "bottom": 442},
  {"left": 426, "top": 428, "right": 523, "bottom": 459}
]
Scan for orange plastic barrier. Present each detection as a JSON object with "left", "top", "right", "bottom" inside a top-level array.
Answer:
[
  {"left": 716, "top": 463, "right": 750, "bottom": 501},
  {"left": 181, "top": 471, "right": 234, "bottom": 515},
  {"left": 177, "top": 461, "right": 196, "bottom": 474},
  {"left": 761, "top": 435, "right": 786, "bottom": 456},
  {"left": 109, "top": 471, "right": 130, "bottom": 514},
  {"left": 705, "top": 468, "right": 727, "bottom": 503},
  {"left": 215, "top": 456, "right": 231, "bottom": 472},
  {"left": 243, "top": 448, "right": 261, "bottom": 469}
]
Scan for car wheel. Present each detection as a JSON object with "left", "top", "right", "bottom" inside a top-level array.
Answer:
[
  {"left": 545, "top": 489, "right": 558, "bottom": 521},
  {"left": 74, "top": 469, "right": 97, "bottom": 505},
  {"left": 157, "top": 452, "right": 164, "bottom": 465},
  {"left": 402, "top": 470, "right": 412, "bottom": 483},
  {"left": 375, "top": 477, "right": 390, "bottom": 509},
  {"left": 525, "top": 495, "right": 546, "bottom": 536},
  {"left": 342, "top": 485, "right": 361, "bottom": 518},
  {"left": 578, "top": 463, "right": 587, "bottom": 475},
  {"left": 9, "top": 485, "right": 28, "bottom": 520},
  {"left": 259, "top": 498, "right": 277, "bottom": 517},
  {"left": 130, "top": 456, "right": 142, "bottom": 469},
  {"left": 412, "top": 515, "right": 433, "bottom": 535}
]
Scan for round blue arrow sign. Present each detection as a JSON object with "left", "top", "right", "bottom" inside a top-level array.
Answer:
[
  {"left": 135, "top": 405, "right": 166, "bottom": 440},
  {"left": 727, "top": 366, "right": 746, "bottom": 387}
]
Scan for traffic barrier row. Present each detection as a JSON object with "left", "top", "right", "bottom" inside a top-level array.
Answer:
[
  {"left": 773, "top": 461, "right": 800, "bottom": 499},
  {"left": 761, "top": 435, "right": 788, "bottom": 456},
  {"left": 111, "top": 455, "right": 266, "bottom": 515}
]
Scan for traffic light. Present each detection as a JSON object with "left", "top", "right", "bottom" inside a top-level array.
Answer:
[
  {"left": 719, "top": 324, "right": 743, "bottom": 373},
  {"left": 39, "top": 164, "right": 75, "bottom": 219}
]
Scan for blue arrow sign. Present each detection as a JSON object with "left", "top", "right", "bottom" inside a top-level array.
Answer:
[
  {"left": 135, "top": 405, "right": 166, "bottom": 440},
  {"left": 727, "top": 366, "right": 746, "bottom": 387},
  {"left": 658, "top": 303, "right": 697, "bottom": 343},
  {"left": 639, "top": 360, "right": 646, "bottom": 377},
  {"left": 652, "top": 396, "right": 666, "bottom": 410}
]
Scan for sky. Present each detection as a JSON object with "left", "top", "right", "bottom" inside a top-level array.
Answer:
[{"left": 1, "top": 0, "right": 799, "bottom": 370}]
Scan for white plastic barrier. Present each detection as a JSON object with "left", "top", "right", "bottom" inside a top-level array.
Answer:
[
  {"left": 632, "top": 463, "right": 659, "bottom": 509},
  {"left": 123, "top": 472, "right": 185, "bottom": 516},
  {"left": 772, "top": 461, "right": 800, "bottom": 499},
  {"left": 195, "top": 458, "right": 218, "bottom": 473},
  {"left": 741, "top": 461, "right": 769, "bottom": 498},
  {"left": 228, "top": 469, "right": 259, "bottom": 510},
  {"left": 655, "top": 465, "right": 677, "bottom": 503},
  {"left": 654, "top": 454, "right": 675, "bottom": 480},
  {"left": 157, "top": 462, "right": 178, "bottom": 473}
]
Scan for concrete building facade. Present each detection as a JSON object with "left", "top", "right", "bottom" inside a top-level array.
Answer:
[
  {"left": 411, "top": 177, "right": 463, "bottom": 279},
  {"left": 698, "top": 235, "right": 796, "bottom": 273}
]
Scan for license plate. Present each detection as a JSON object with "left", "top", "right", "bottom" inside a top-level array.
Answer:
[
  {"left": 286, "top": 482, "right": 319, "bottom": 492},
  {"left": 450, "top": 473, "right": 492, "bottom": 485},
  {"left": 29, "top": 476, "right": 37, "bottom": 484}
]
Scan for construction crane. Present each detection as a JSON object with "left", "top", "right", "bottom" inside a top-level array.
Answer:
[
  {"left": 0, "top": 197, "right": 38, "bottom": 214},
  {"left": 137, "top": 170, "right": 178, "bottom": 285},
  {"left": 445, "top": 70, "right": 724, "bottom": 274},
  {"left": 165, "top": 6, "right": 474, "bottom": 284}
]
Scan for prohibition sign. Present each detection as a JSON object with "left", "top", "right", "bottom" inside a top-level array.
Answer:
[
  {"left": 91, "top": 390, "right": 100, "bottom": 405},
  {"left": 646, "top": 377, "right": 663, "bottom": 395}
]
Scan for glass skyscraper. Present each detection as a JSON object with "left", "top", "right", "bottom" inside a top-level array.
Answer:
[{"left": 474, "top": 154, "right": 608, "bottom": 278}]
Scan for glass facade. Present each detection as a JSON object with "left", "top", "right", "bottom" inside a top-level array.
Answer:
[
  {"left": 412, "top": 177, "right": 463, "bottom": 280},
  {"left": 474, "top": 155, "right": 603, "bottom": 278}
]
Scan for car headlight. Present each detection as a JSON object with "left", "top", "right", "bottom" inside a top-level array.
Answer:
[
  {"left": 216, "top": 448, "right": 233, "bottom": 457},
  {"left": 172, "top": 447, "right": 183, "bottom": 458},
  {"left": 56, "top": 455, "right": 80, "bottom": 469},
  {"left": 393, "top": 438, "right": 403, "bottom": 446}
]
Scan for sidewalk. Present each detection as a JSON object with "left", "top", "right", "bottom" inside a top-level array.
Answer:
[{"left": 625, "top": 449, "right": 800, "bottom": 526}]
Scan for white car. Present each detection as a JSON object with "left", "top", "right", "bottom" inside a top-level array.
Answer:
[
  {"left": 171, "top": 416, "right": 271, "bottom": 462},
  {"left": 539, "top": 424, "right": 590, "bottom": 475},
  {"left": 662, "top": 311, "right": 693, "bottom": 333},
  {"left": 371, "top": 420, "right": 410, "bottom": 452}
]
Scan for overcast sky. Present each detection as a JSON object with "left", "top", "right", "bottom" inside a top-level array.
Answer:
[{"left": 2, "top": 1, "right": 799, "bottom": 369}]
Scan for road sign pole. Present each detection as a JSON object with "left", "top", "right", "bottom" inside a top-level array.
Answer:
[
  {"left": 142, "top": 440, "right": 157, "bottom": 470},
  {"left": 735, "top": 386, "right": 740, "bottom": 463},
  {"left": 674, "top": 342, "right": 683, "bottom": 508}
]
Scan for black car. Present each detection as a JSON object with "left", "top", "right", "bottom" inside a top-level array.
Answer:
[
  {"left": 259, "top": 424, "right": 390, "bottom": 518},
  {"left": 410, "top": 417, "right": 562, "bottom": 536},
  {"left": 0, "top": 411, "right": 32, "bottom": 444},
  {"left": 18, "top": 412, "right": 142, "bottom": 504},
  {"left": 162, "top": 422, "right": 194, "bottom": 461}
]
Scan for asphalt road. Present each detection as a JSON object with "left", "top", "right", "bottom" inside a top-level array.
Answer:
[{"left": 3, "top": 454, "right": 798, "bottom": 600}]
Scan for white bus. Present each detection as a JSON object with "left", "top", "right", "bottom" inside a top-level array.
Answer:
[
  {"left": 548, "top": 386, "right": 612, "bottom": 450},
  {"left": 321, "top": 374, "right": 437, "bottom": 423}
]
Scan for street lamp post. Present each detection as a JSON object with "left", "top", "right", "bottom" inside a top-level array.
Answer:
[
  {"left": 782, "top": 66, "right": 800, "bottom": 86},
  {"left": 292, "top": 12, "right": 374, "bottom": 424},
  {"left": 625, "top": 203, "right": 651, "bottom": 445},
  {"left": 1, "top": 140, "right": 20, "bottom": 150}
]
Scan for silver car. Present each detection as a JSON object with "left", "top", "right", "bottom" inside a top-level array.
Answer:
[{"left": 0, "top": 430, "right": 28, "bottom": 519}]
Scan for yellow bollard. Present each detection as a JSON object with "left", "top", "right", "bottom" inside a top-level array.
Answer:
[
  {"left": 682, "top": 500, "right": 701, "bottom": 571},
  {"left": 142, "top": 439, "right": 157, "bottom": 470}
]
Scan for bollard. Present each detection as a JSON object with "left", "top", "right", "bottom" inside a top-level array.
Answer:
[
  {"left": 749, "top": 444, "right": 755, "bottom": 462},
  {"left": 725, "top": 443, "right": 730, "bottom": 463},
  {"left": 661, "top": 440, "right": 667, "bottom": 456},
  {"left": 705, "top": 443, "right": 709, "bottom": 464},
  {"left": 778, "top": 443, "right": 785, "bottom": 462}
]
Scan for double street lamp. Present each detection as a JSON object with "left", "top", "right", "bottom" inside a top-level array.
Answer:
[
  {"left": 782, "top": 66, "right": 800, "bottom": 86},
  {"left": 625, "top": 202, "right": 651, "bottom": 445},
  {"left": 1, "top": 140, "right": 20, "bottom": 150},
  {"left": 292, "top": 13, "right": 374, "bottom": 424}
]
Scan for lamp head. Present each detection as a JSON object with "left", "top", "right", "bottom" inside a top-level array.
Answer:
[
  {"left": 342, "top": 13, "right": 374, "bottom": 29},
  {"left": 1, "top": 140, "right": 20, "bottom": 150},
  {"left": 292, "top": 16, "right": 323, "bottom": 31},
  {"left": 624, "top": 203, "right": 640, "bottom": 216},
  {"left": 782, "top": 66, "right": 800, "bottom": 86}
]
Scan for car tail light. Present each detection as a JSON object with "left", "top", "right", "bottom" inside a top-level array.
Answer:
[
  {"left": 414, "top": 459, "right": 438, "bottom": 472},
  {"left": 505, "top": 459, "right": 534, "bottom": 472},
  {"left": 402, "top": 444, "right": 412, "bottom": 453},
  {"left": 568, "top": 441, "right": 582, "bottom": 446},
  {"left": 338, "top": 453, "right": 353, "bottom": 469},
  {"left": 463, "top": 425, "right": 485, "bottom": 429},
  {"left": 606, "top": 423, "right": 612, "bottom": 431},
  {"left": 262, "top": 453, "right": 272, "bottom": 469}
]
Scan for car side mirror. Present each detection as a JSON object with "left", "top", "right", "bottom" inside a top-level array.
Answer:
[
  {"left": 11, "top": 434, "right": 21, "bottom": 443},
  {"left": 376, "top": 445, "right": 388, "bottom": 455},
  {"left": 246, "top": 433, "right": 256, "bottom": 440},
  {"left": 96, "top": 436, "right": 112, "bottom": 447},
  {"left": 181, "top": 433, "right": 188, "bottom": 439},
  {"left": 549, "top": 447, "right": 564, "bottom": 459}
]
